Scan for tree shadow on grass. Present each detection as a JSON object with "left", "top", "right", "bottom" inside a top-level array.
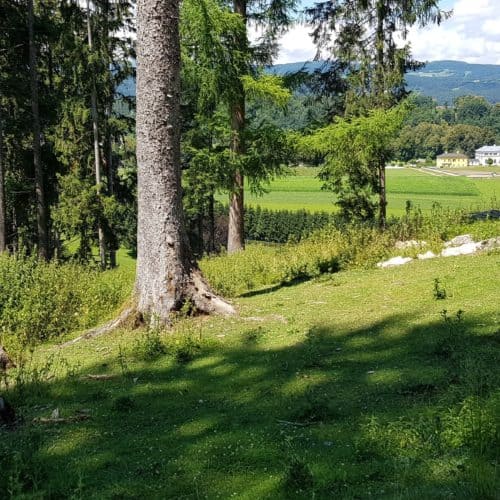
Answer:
[
  {"left": 239, "top": 276, "right": 312, "bottom": 298},
  {"left": 1, "top": 311, "right": 499, "bottom": 499}
]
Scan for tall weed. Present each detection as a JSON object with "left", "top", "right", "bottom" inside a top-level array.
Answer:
[
  {"left": 0, "top": 253, "right": 132, "bottom": 345},
  {"left": 202, "top": 207, "right": 500, "bottom": 297}
]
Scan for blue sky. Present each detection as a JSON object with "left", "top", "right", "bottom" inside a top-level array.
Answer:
[{"left": 270, "top": 0, "right": 500, "bottom": 65}]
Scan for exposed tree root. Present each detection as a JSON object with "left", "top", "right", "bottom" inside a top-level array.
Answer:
[
  {"left": 59, "top": 307, "right": 136, "bottom": 348},
  {"left": 187, "top": 269, "right": 236, "bottom": 316},
  {"left": 60, "top": 272, "right": 235, "bottom": 348}
]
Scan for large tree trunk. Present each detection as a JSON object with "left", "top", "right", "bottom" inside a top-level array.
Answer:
[
  {"left": 28, "top": 0, "right": 49, "bottom": 260},
  {"left": 208, "top": 192, "right": 215, "bottom": 253},
  {"left": 135, "top": 0, "right": 234, "bottom": 323},
  {"left": 104, "top": 0, "right": 116, "bottom": 268},
  {"left": 87, "top": 0, "right": 107, "bottom": 270},
  {"left": 227, "top": 0, "right": 246, "bottom": 254},
  {"left": 0, "top": 106, "right": 6, "bottom": 253},
  {"left": 227, "top": 108, "right": 245, "bottom": 253},
  {"left": 106, "top": 102, "right": 117, "bottom": 268},
  {"left": 378, "top": 163, "right": 387, "bottom": 229}
]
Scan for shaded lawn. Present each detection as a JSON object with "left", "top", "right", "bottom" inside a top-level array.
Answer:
[{"left": 1, "top": 253, "right": 499, "bottom": 499}]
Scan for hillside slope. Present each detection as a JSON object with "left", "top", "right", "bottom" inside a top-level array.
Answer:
[
  {"left": 2, "top": 252, "right": 499, "bottom": 498},
  {"left": 271, "top": 60, "right": 500, "bottom": 104},
  {"left": 119, "top": 60, "right": 500, "bottom": 104}
]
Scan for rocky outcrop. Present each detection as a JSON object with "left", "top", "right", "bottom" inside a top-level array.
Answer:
[{"left": 377, "top": 235, "right": 500, "bottom": 269}]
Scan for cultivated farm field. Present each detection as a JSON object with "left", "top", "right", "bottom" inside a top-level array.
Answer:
[{"left": 237, "top": 167, "right": 500, "bottom": 215}]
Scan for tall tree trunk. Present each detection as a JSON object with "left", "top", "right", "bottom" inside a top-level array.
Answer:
[
  {"left": 374, "top": 1, "right": 385, "bottom": 106},
  {"left": 106, "top": 102, "right": 116, "bottom": 268},
  {"left": 208, "top": 192, "right": 215, "bottom": 253},
  {"left": 378, "top": 164, "right": 387, "bottom": 229},
  {"left": 104, "top": 0, "right": 116, "bottom": 268},
  {"left": 135, "top": 0, "right": 234, "bottom": 323},
  {"left": 87, "top": 0, "right": 106, "bottom": 269},
  {"left": 227, "top": 0, "right": 246, "bottom": 254},
  {"left": 28, "top": 0, "right": 49, "bottom": 260},
  {"left": 375, "top": 1, "right": 386, "bottom": 228},
  {"left": 0, "top": 106, "right": 6, "bottom": 253}
]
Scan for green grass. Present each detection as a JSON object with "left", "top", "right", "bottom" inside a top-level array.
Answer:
[
  {"left": 223, "top": 167, "right": 500, "bottom": 215},
  {"left": 2, "top": 251, "right": 499, "bottom": 498}
]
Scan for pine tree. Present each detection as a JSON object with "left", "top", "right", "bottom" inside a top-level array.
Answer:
[
  {"left": 28, "top": 0, "right": 49, "bottom": 258},
  {"left": 226, "top": 0, "right": 296, "bottom": 252},
  {"left": 0, "top": 105, "right": 5, "bottom": 253}
]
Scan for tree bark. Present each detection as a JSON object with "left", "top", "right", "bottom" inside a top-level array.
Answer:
[
  {"left": 0, "top": 106, "right": 6, "bottom": 253},
  {"left": 104, "top": 0, "right": 116, "bottom": 268},
  {"left": 106, "top": 102, "right": 116, "bottom": 268},
  {"left": 378, "top": 163, "right": 387, "bottom": 229},
  {"left": 28, "top": 0, "right": 49, "bottom": 260},
  {"left": 375, "top": 1, "right": 386, "bottom": 229},
  {"left": 227, "top": 0, "right": 247, "bottom": 254},
  {"left": 208, "top": 192, "right": 215, "bottom": 253},
  {"left": 374, "top": 1, "right": 385, "bottom": 105},
  {"left": 87, "top": 0, "right": 107, "bottom": 270},
  {"left": 135, "top": 0, "right": 234, "bottom": 323}
]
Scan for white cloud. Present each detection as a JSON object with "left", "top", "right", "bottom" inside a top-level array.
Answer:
[
  {"left": 275, "top": 24, "right": 317, "bottom": 64},
  {"left": 273, "top": 0, "right": 500, "bottom": 65}
]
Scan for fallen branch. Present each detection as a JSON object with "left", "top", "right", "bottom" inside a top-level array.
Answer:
[
  {"left": 33, "top": 414, "right": 91, "bottom": 424},
  {"left": 82, "top": 374, "right": 115, "bottom": 381},
  {"left": 276, "top": 419, "right": 317, "bottom": 427}
]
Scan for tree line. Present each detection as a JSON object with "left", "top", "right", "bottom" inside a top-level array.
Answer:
[
  {"left": 392, "top": 94, "right": 500, "bottom": 161},
  {"left": 0, "top": 0, "right": 135, "bottom": 266}
]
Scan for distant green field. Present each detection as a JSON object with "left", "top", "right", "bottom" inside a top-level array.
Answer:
[{"left": 227, "top": 167, "right": 500, "bottom": 215}]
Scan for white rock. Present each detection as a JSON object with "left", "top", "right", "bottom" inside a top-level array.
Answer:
[
  {"left": 377, "top": 256, "right": 413, "bottom": 268},
  {"left": 445, "top": 234, "right": 474, "bottom": 247},
  {"left": 441, "top": 242, "right": 480, "bottom": 257},
  {"left": 478, "top": 236, "right": 500, "bottom": 251},
  {"left": 417, "top": 251, "right": 437, "bottom": 260}
]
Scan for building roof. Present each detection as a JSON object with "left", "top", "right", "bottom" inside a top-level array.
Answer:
[
  {"left": 437, "top": 153, "right": 468, "bottom": 159},
  {"left": 476, "top": 145, "right": 500, "bottom": 153}
]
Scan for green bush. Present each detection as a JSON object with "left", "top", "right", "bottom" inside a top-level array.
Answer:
[
  {"left": 202, "top": 208, "right": 500, "bottom": 297},
  {"left": 0, "top": 253, "right": 132, "bottom": 346}
]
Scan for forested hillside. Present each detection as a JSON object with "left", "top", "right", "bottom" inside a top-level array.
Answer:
[
  {"left": 270, "top": 60, "right": 500, "bottom": 104},
  {"left": 120, "top": 60, "right": 500, "bottom": 105}
]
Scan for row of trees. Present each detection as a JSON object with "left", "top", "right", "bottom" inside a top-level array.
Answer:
[
  {"left": 392, "top": 94, "right": 500, "bottom": 161},
  {"left": 0, "top": 0, "right": 301, "bottom": 264},
  {"left": 0, "top": 0, "right": 135, "bottom": 266}
]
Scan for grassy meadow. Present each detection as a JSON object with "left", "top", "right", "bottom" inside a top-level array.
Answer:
[
  {"left": 1, "top": 250, "right": 499, "bottom": 498},
  {"left": 1, "top": 211, "right": 500, "bottom": 498},
  {"left": 228, "top": 167, "right": 500, "bottom": 215}
]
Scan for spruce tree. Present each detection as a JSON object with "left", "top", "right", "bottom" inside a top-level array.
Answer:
[
  {"left": 135, "top": 0, "right": 234, "bottom": 322},
  {"left": 306, "top": 0, "right": 450, "bottom": 226}
]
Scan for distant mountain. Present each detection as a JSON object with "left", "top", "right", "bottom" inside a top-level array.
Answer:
[
  {"left": 270, "top": 60, "right": 500, "bottom": 104},
  {"left": 118, "top": 60, "right": 500, "bottom": 104},
  {"left": 406, "top": 60, "right": 500, "bottom": 104}
]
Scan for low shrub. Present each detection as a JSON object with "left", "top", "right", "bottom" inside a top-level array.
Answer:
[
  {"left": 245, "top": 206, "right": 335, "bottom": 243},
  {"left": 134, "top": 327, "right": 167, "bottom": 361},
  {"left": 200, "top": 225, "right": 395, "bottom": 296},
  {"left": 0, "top": 253, "right": 132, "bottom": 346},
  {"left": 202, "top": 206, "right": 500, "bottom": 297},
  {"left": 200, "top": 236, "right": 342, "bottom": 297}
]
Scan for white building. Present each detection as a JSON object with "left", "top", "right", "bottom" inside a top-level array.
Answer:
[{"left": 475, "top": 145, "right": 500, "bottom": 165}]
